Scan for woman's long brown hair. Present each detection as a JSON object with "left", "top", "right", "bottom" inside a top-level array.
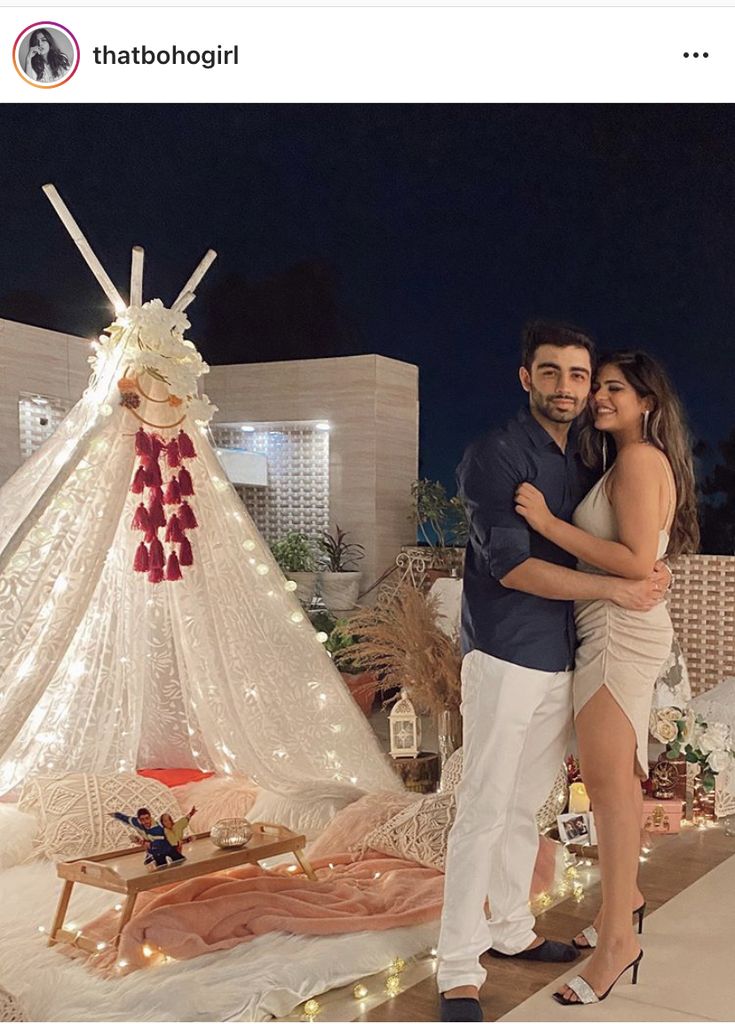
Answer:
[{"left": 579, "top": 350, "right": 700, "bottom": 555}]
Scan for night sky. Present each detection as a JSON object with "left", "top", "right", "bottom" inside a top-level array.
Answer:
[{"left": 3, "top": 104, "right": 734, "bottom": 490}]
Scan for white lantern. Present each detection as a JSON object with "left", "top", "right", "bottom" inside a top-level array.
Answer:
[{"left": 389, "top": 690, "right": 421, "bottom": 758}]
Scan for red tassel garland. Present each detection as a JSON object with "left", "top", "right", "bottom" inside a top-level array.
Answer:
[
  {"left": 165, "top": 514, "right": 184, "bottom": 544},
  {"left": 178, "top": 467, "right": 194, "bottom": 497},
  {"left": 148, "top": 485, "right": 164, "bottom": 506},
  {"left": 177, "top": 430, "right": 196, "bottom": 459},
  {"left": 179, "top": 537, "right": 194, "bottom": 566},
  {"left": 143, "top": 456, "right": 162, "bottom": 488},
  {"left": 178, "top": 502, "right": 198, "bottom": 529},
  {"left": 144, "top": 527, "right": 158, "bottom": 544},
  {"left": 148, "top": 566, "right": 164, "bottom": 584},
  {"left": 130, "top": 466, "right": 147, "bottom": 494},
  {"left": 147, "top": 496, "right": 166, "bottom": 529},
  {"left": 150, "top": 434, "right": 164, "bottom": 460},
  {"left": 164, "top": 478, "right": 181, "bottom": 505},
  {"left": 167, "top": 439, "right": 181, "bottom": 468},
  {"left": 165, "top": 552, "right": 183, "bottom": 581},
  {"left": 135, "top": 428, "right": 152, "bottom": 457},
  {"left": 149, "top": 536, "right": 165, "bottom": 569},
  {"left": 132, "top": 503, "right": 151, "bottom": 532},
  {"left": 133, "top": 542, "right": 150, "bottom": 573}
]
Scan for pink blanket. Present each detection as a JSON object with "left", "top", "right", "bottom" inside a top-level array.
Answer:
[
  {"left": 85, "top": 854, "right": 445, "bottom": 972},
  {"left": 81, "top": 837, "right": 557, "bottom": 974}
]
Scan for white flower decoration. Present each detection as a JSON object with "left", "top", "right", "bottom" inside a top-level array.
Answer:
[
  {"left": 90, "top": 298, "right": 210, "bottom": 402},
  {"left": 706, "top": 749, "right": 731, "bottom": 774},
  {"left": 699, "top": 721, "right": 730, "bottom": 755},
  {"left": 188, "top": 394, "right": 218, "bottom": 425}
]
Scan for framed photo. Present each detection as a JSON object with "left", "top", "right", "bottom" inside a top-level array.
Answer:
[{"left": 557, "top": 811, "right": 593, "bottom": 845}]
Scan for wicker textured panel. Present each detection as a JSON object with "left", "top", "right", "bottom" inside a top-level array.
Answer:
[{"left": 668, "top": 555, "right": 735, "bottom": 697}]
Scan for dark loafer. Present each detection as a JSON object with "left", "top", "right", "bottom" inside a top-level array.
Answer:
[
  {"left": 440, "top": 995, "right": 484, "bottom": 1021},
  {"left": 488, "top": 938, "right": 579, "bottom": 962}
]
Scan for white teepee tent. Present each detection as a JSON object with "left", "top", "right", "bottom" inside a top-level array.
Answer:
[{"left": 0, "top": 186, "right": 401, "bottom": 803}]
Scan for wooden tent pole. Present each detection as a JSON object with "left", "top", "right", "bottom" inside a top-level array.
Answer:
[
  {"left": 172, "top": 249, "right": 217, "bottom": 309},
  {"left": 130, "top": 246, "right": 144, "bottom": 307},
  {"left": 42, "top": 184, "right": 126, "bottom": 312}
]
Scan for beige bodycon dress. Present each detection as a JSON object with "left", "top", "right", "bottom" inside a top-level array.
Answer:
[{"left": 572, "top": 453, "right": 676, "bottom": 777}]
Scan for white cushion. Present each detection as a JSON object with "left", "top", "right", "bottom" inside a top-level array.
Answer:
[
  {"left": 248, "top": 788, "right": 363, "bottom": 841},
  {"left": 0, "top": 804, "right": 38, "bottom": 869}
]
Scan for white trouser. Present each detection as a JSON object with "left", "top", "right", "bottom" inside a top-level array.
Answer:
[{"left": 436, "top": 649, "right": 572, "bottom": 993}]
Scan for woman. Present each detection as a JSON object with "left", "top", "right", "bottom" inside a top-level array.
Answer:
[
  {"left": 514, "top": 350, "right": 699, "bottom": 1005},
  {"left": 24, "top": 28, "right": 70, "bottom": 83}
]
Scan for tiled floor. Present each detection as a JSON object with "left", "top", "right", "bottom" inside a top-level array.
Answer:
[{"left": 500, "top": 849, "right": 735, "bottom": 1021}]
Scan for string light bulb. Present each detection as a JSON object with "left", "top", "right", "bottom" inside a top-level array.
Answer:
[
  {"left": 303, "top": 997, "right": 321, "bottom": 1020},
  {"left": 389, "top": 956, "right": 406, "bottom": 975},
  {"left": 385, "top": 975, "right": 401, "bottom": 997},
  {"left": 353, "top": 983, "right": 368, "bottom": 1000}
]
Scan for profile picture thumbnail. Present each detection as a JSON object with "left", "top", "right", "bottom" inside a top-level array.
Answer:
[{"left": 13, "top": 22, "right": 79, "bottom": 88}]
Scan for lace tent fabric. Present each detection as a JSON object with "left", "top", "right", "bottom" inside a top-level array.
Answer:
[{"left": 0, "top": 186, "right": 400, "bottom": 801}]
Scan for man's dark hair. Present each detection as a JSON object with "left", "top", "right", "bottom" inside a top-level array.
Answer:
[
  {"left": 136, "top": 807, "right": 151, "bottom": 819},
  {"left": 521, "top": 319, "right": 596, "bottom": 371}
]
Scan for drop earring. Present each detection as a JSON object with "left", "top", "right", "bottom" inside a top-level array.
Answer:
[
  {"left": 643, "top": 410, "right": 650, "bottom": 443},
  {"left": 601, "top": 433, "right": 608, "bottom": 472}
]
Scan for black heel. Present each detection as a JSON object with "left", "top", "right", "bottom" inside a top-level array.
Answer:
[
  {"left": 632, "top": 955, "right": 642, "bottom": 985},
  {"left": 635, "top": 902, "right": 646, "bottom": 935},
  {"left": 572, "top": 901, "right": 646, "bottom": 949},
  {"left": 552, "top": 950, "right": 643, "bottom": 1005}
]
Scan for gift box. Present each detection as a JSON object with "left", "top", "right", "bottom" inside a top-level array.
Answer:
[{"left": 641, "top": 797, "right": 683, "bottom": 833}]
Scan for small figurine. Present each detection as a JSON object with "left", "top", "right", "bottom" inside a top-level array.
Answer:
[
  {"left": 161, "top": 806, "right": 197, "bottom": 857},
  {"left": 109, "top": 805, "right": 194, "bottom": 869}
]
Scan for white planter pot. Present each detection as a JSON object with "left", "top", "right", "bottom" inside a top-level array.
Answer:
[
  {"left": 287, "top": 571, "right": 318, "bottom": 606},
  {"left": 318, "top": 571, "right": 363, "bottom": 614}
]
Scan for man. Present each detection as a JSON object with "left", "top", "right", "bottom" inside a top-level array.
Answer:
[{"left": 438, "top": 321, "right": 669, "bottom": 1023}]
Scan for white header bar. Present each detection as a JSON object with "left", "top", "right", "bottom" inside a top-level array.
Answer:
[{"left": 2, "top": 7, "right": 731, "bottom": 102}]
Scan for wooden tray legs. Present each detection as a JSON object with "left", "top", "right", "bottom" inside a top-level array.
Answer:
[
  {"left": 48, "top": 880, "right": 74, "bottom": 947},
  {"left": 293, "top": 848, "right": 317, "bottom": 881}
]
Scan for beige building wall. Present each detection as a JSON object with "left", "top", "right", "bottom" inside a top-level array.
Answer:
[
  {"left": 0, "top": 319, "right": 419, "bottom": 588},
  {"left": 207, "top": 355, "right": 419, "bottom": 587},
  {"left": 0, "top": 318, "right": 91, "bottom": 486}
]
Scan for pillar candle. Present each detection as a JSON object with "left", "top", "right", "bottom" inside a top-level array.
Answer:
[{"left": 569, "top": 782, "right": 590, "bottom": 813}]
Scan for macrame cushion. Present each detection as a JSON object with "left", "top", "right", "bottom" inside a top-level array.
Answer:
[
  {"left": 439, "top": 747, "right": 464, "bottom": 793},
  {"left": 171, "top": 775, "right": 260, "bottom": 832},
  {"left": 437, "top": 747, "right": 567, "bottom": 832},
  {"left": 363, "top": 790, "right": 455, "bottom": 870},
  {"left": 0, "top": 984, "right": 27, "bottom": 1023},
  {"left": 652, "top": 634, "right": 692, "bottom": 710},
  {"left": 306, "top": 789, "right": 420, "bottom": 860},
  {"left": 18, "top": 772, "right": 180, "bottom": 860}
]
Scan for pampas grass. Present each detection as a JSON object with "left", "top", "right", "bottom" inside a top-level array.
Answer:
[{"left": 332, "top": 584, "right": 461, "bottom": 715}]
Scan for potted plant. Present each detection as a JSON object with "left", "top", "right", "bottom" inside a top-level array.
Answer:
[
  {"left": 331, "top": 583, "right": 463, "bottom": 763},
  {"left": 270, "top": 532, "right": 317, "bottom": 605},
  {"left": 407, "top": 479, "right": 469, "bottom": 579},
  {"left": 317, "top": 524, "right": 365, "bottom": 614},
  {"left": 324, "top": 616, "right": 377, "bottom": 716}
]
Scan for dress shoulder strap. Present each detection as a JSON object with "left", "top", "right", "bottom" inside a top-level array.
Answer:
[{"left": 650, "top": 446, "right": 677, "bottom": 534}]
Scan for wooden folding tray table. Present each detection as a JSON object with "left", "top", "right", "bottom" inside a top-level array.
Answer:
[{"left": 48, "top": 822, "right": 316, "bottom": 953}]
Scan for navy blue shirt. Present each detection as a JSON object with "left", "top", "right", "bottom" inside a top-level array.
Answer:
[{"left": 458, "top": 407, "right": 598, "bottom": 672}]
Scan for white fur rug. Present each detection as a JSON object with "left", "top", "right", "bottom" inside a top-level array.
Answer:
[{"left": 0, "top": 862, "right": 438, "bottom": 1021}]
